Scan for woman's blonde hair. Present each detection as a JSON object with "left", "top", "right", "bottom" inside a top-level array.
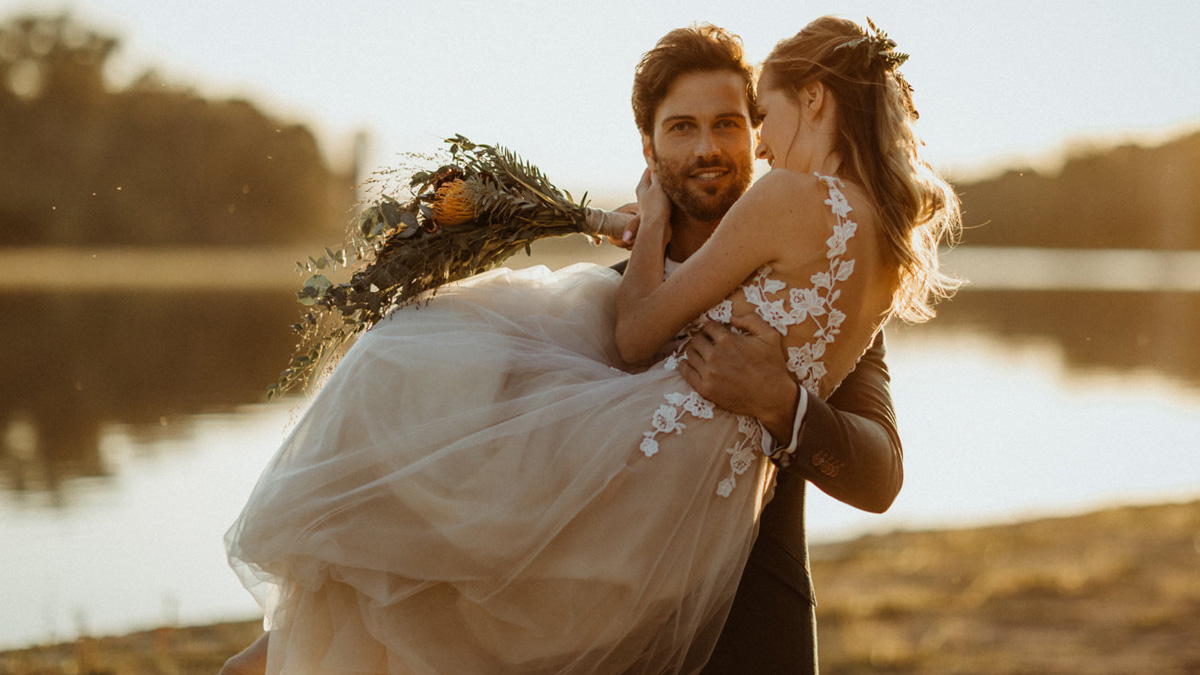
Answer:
[{"left": 762, "top": 16, "right": 961, "bottom": 322}]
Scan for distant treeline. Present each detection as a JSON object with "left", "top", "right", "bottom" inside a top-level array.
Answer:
[
  {"left": 3, "top": 14, "right": 1197, "bottom": 251},
  {"left": 958, "top": 130, "right": 1200, "bottom": 250},
  {"left": 0, "top": 14, "right": 356, "bottom": 247}
]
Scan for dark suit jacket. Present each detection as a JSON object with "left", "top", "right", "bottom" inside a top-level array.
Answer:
[{"left": 609, "top": 260, "right": 901, "bottom": 674}]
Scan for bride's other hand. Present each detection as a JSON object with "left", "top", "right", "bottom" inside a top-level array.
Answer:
[{"left": 604, "top": 202, "right": 639, "bottom": 249}]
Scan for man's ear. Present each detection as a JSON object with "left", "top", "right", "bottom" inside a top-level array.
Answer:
[{"left": 641, "top": 134, "right": 657, "bottom": 170}]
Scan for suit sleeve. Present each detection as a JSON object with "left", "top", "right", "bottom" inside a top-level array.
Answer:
[{"left": 783, "top": 330, "right": 902, "bottom": 514}]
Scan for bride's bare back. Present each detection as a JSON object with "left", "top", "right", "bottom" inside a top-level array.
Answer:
[
  {"left": 620, "top": 168, "right": 896, "bottom": 402},
  {"left": 714, "top": 172, "right": 893, "bottom": 399}
]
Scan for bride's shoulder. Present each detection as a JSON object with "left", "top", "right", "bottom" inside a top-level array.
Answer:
[
  {"left": 727, "top": 169, "right": 852, "bottom": 241},
  {"left": 727, "top": 168, "right": 827, "bottom": 224},
  {"left": 759, "top": 170, "right": 879, "bottom": 233},
  {"left": 743, "top": 167, "right": 824, "bottom": 200}
]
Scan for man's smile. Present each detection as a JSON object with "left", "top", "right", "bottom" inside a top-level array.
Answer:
[{"left": 688, "top": 165, "right": 732, "bottom": 189}]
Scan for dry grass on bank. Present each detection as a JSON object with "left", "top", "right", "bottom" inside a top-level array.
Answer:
[
  {"left": 3, "top": 499, "right": 1198, "bottom": 674},
  {"left": 811, "top": 499, "right": 1200, "bottom": 674}
]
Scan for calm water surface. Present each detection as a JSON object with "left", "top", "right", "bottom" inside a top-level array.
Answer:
[{"left": 3, "top": 247, "right": 1199, "bottom": 649}]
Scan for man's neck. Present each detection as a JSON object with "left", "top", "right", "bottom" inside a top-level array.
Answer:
[{"left": 666, "top": 212, "right": 722, "bottom": 263}]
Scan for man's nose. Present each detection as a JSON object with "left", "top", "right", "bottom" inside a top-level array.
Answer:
[{"left": 694, "top": 129, "right": 720, "bottom": 159}]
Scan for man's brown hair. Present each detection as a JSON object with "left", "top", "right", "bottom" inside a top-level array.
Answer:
[{"left": 631, "top": 24, "right": 759, "bottom": 138}]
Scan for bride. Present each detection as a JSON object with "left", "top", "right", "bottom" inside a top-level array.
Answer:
[{"left": 223, "top": 16, "right": 958, "bottom": 675}]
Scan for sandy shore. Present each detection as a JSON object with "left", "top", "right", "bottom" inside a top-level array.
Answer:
[{"left": 3, "top": 498, "right": 1197, "bottom": 674}]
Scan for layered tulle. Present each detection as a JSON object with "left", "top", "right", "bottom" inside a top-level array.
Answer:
[{"left": 226, "top": 263, "right": 773, "bottom": 674}]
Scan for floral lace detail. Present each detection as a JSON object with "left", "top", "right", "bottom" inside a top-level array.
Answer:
[
  {"left": 639, "top": 173, "right": 858, "bottom": 496},
  {"left": 784, "top": 174, "right": 857, "bottom": 394},
  {"left": 639, "top": 391, "right": 715, "bottom": 458},
  {"left": 715, "top": 416, "right": 765, "bottom": 497}
]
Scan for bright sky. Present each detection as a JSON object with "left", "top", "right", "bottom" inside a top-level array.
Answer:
[{"left": 7, "top": 0, "right": 1200, "bottom": 203}]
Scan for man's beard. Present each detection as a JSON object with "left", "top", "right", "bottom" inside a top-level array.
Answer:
[{"left": 653, "top": 149, "right": 753, "bottom": 223}]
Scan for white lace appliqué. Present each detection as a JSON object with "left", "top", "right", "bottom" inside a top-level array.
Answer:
[
  {"left": 638, "top": 391, "right": 714, "bottom": 458},
  {"left": 640, "top": 173, "right": 859, "bottom": 497}
]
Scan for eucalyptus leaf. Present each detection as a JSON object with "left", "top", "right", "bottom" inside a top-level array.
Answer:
[{"left": 303, "top": 273, "right": 333, "bottom": 296}]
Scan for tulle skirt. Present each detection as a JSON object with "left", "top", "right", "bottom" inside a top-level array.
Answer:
[{"left": 226, "top": 263, "right": 773, "bottom": 674}]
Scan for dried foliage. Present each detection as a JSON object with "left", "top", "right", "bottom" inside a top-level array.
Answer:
[
  {"left": 269, "top": 136, "right": 599, "bottom": 398},
  {"left": 834, "top": 17, "right": 910, "bottom": 71}
]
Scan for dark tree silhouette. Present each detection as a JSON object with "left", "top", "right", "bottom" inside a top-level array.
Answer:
[
  {"left": 958, "top": 132, "right": 1200, "bottom": 250},
  {"left": 0, "top": 13, "right": 356, "bottom": 247}
]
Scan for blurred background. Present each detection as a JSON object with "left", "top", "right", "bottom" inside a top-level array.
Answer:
[{"left": 1, "top": 0, "right": 1199, "bottom": 664}]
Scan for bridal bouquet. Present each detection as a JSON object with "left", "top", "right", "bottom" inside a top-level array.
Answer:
[{"left": 268, "top": 135, "right": 623, "bottom": 398}]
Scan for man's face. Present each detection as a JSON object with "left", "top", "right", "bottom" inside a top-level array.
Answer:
[{"left": 643, "top": 69, "right": 755, "bottom": 223}]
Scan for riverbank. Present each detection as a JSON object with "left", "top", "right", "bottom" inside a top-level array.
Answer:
[
  {"left": 3, "top": 498, "right": 1198, "bottom": 674},
  {"left": 0, "top": 238, "right": 626, "bottom": 292}
]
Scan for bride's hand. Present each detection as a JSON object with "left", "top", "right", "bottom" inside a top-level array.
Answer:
[
  {"left": 600, "top": 202, "right": 639, "bottom": 249},
  {"left": 633, "top": 168, "right": 671, "bottom": 247}
]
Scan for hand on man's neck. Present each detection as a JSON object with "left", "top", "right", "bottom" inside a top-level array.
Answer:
[{"left": 666, "top": 212, "right": 722, "bottom": 263}]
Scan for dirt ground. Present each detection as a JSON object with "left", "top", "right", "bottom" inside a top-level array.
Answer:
[
  {"left": 3, "top": 499, "right": 1198, "bottom": 674},
  {"left": 811, "top": 499, "right": 1200, "bottom": 674}
]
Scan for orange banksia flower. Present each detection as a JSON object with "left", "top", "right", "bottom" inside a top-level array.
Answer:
[{"left": 431, "top": 179, "right": 475, "bottom": 227}]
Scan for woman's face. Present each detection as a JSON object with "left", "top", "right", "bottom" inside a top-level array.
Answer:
[{"left": 754, "top": 85, "right": 802, "bottom": 168}]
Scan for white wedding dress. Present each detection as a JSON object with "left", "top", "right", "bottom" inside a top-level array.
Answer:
[{"left": 226, "top": 174, "right": 868, "bottom": 674}]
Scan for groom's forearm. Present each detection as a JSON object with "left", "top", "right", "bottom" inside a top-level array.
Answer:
[{"left": 786, "top": 331, "right": 902, "bottom": 514}]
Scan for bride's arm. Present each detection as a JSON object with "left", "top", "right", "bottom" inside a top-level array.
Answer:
[{"left": 614, "top": 169, "right": 826, "bottom": 365}]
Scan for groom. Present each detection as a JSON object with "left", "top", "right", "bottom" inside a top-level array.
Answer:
[{"left": 621, "top": 25, "right": 903, "bottom": 674}]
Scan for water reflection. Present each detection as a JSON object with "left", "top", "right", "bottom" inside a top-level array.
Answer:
[
  {"left": 3, "top": 263, "right": 1200, "bottom": 649},
  {"left": 4, "top": 283, "right": 1199, "bottom": 504},
  {"left": 1, "top": 291, "right": 299, "bottom": 501},
  {"left": 926, "top": 289, "right": 1200, "bottom": 388}
]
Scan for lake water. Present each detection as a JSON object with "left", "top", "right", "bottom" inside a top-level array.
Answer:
[{"left": 3, "top": 245, "right": 1200, "bottom": 650}]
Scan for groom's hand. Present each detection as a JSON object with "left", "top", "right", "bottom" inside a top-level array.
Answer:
[{"left": 679, "top": 313, "right": 800, "bottom": 443}]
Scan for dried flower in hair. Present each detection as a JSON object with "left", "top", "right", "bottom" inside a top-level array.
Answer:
[{"left": 835, "top": 17, "right": 910, "bottom": 71}]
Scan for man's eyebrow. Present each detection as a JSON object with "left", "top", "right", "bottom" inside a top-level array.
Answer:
[
  {"left": 659, "top": 112, "right": 745, "bottom": 127},
  {"left": 659, "top": 114, "right": 696, "bottom": 127}
]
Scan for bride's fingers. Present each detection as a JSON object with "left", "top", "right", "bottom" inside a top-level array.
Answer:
[
  {"left": 635, "top": 168, "right": 653, "bottom": 200},
  {"left": 602, "top": 217, "right": 638, "bottom": 249},
  {"left": 612, "top": 203, "right": 638, "bottom": 246}
]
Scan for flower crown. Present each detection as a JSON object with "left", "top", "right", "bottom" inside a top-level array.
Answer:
[{"left": 834, "top": 18, "right": 910, "bottom": 72}]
